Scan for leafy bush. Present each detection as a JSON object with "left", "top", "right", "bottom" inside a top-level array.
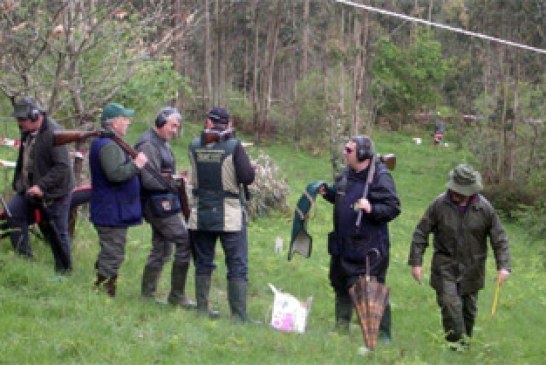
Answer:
[
  {"left": 481, "top": 182, "right": 537, "bottom": 220},
  {"left": 512, "top": 203, "right": 546, "bottom": 239},
  {"left": 247, "top": 151, "right": 289, "bottom": 219}
]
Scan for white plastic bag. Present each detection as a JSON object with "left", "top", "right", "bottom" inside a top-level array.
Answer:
[{"left": 268, "top": 283, "right": 313, "bottom": 333}]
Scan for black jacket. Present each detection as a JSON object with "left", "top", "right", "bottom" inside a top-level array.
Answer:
[
  {"left": 323, "top": 160, "right": 400, "bottom": 277},
  {"left": 13, "top": 115, "right": 75, "bottom": 199}
]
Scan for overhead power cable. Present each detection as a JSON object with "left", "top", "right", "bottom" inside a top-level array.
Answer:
[{"left": 336, "top": 0, "right": 546, "bottom": 55}]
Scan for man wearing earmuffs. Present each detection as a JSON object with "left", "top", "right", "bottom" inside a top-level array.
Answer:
[
  {"left": 319, "top": 135, "right": 400, "bottom": 343},
  {"left": 135, "top": 107, "right": 195, "bottom": 308},
  {"left": 7, "top": 96, "right": 75, "bottom": 273}
]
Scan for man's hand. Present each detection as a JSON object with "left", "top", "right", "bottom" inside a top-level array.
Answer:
[
  {"left": 497, "top": 268, "right": 510, "bottom": 285},
  {"left": 357, "top": 198, "right": 372, "bottom": 213},
  {"left": 26, "top": 185, "right": 44, "bottom": 198},
  {"left": 318, "top": 184, "right": 327, "bottom": 196},
  {"left": 411, "top": 266, "right": 422, "bottom": 284},
  {"left": 133, "top": 152, "right": 148, "bottom": 169}
]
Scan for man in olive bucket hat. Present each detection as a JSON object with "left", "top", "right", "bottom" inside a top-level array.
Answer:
[{"left": 408, "top": 163, "right": 511, "bottom": 350}]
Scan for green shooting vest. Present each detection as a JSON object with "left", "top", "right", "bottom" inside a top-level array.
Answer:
[{"left": 188, "top": 137, "right": 242, "bottom": 232}]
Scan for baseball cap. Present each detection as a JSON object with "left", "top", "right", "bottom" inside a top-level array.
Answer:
[
  {"left": 207, "top": 107, "right": 229, "bottom": 124},
  {"left": 101, "top": 103, "right": 135, "bottom": 122}
]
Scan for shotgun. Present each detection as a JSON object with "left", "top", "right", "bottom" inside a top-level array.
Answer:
[
  {"left": 0, "top": 194, "right": 13, "bottom": 238},
  {"left": 36, "top": 197, "right": 72, "bottom": 271},
  {"left": 54, "top": 129, "right": 191, "bottom": 221},
  {"left": 200, "top": 128, "right": 235, "bottom": 145},
  {"left": 354, "top": 153, "right": 396, "bottom": 227}
]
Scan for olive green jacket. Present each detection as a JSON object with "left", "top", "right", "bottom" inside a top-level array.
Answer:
[{"left": 408, "top": 193, "right": 510, "bottom": 294}]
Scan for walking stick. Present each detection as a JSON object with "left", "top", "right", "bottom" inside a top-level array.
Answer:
[{"left": 491, "top": 276, "right": 501, "bottom": 317}]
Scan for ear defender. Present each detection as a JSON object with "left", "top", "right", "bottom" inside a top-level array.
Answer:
[
  {"left": 353, "top": 135, "right": 374, "bottom": 161},
  {"left": 155, "top": 107, "right": 182, "bottom": 128}
]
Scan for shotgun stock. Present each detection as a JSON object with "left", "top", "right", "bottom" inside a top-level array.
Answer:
[
  {"left": 54, "top": 129, "right": 192, "bottom": 221},
  {"left": 201, "top": 128, "right": 234, "bottom": 145},
  {"left": 378, "top": 153, "right": 396, "bottom": 171}
]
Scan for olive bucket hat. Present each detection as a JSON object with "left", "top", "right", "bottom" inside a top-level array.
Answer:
[{"left": 446, "top": 164, "right": 483, "bottom": 196}]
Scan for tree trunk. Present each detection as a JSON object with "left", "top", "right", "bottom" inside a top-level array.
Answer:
[
  {"left": 251, "top": 0, "right": 260, "bottom": 140},
  {"left": 351, "top": 8, "right": 368, "bottom": 135},
  {"left": 203, "top": 0, "right": 212, "bottom": 110},
  {"left": 302, "top": 0, "right": 309, "bottom": 75},
  {"left": 173, "top": 0, "right": 187, "bottom": 110}
]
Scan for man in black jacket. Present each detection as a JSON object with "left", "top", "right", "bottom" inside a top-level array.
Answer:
[
  {"left": 320, "top": 135, "right": 400, "bottom": 342},
  {"left": 7, "top": 97, "right": 75, "bottom": 273}
]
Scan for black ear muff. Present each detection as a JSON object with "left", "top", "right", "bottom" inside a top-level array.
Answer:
[
  {"left": 155, "top": 111, "right": 167, "bottom": 128},
  {"left": 29, "top": 106, "right": 40, "bottom": 122},
  {"left": 353, "top": 135, "right": 374, "bottom": 161},
  {"left": 18, "top": 97, "right": 41, "bottom": 122},
  {"left": 155, "top": 107, "right": 181, "bottom": 128}
]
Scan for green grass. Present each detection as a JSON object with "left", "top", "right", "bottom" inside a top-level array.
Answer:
[{"left": 1, "top": 125, "right": 545, "bottom": 364}]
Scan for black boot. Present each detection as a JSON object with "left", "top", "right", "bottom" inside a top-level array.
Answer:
[
  {"left": 95, "top": 273, "right": 107, "bottom": 288},
  {"left": 105, "top": 275, "right": 117, "bottom": 298},
  {"left": 167, "top": 263, "right": 196, "bottom": 308},
  {"left": 378, "top": 302, "right": 392, "bottom": 344},
  {"left": 228, "top": 280, "right": 248, "bottom": 322},
  {"left": 141, "top": 266, "right": 162, "bottom": 299},
  {"left": 195, "top": 275, "right": 219, "bottom": 318},
  {"left": 335, "top": 296, "right": 353, "bottom": 334}
]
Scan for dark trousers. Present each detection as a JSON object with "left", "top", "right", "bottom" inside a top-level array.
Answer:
[
  {"left": 191, "top": 227, "right": 248, "bottom": 281},
  {"left": 95, "top": 226, "right": 128, "bottom": 278},
  {"left": 436, "top": 282, "right": 478, "bottom": 342},
  {"left": 143, "top": 210, "right": 191, "bottom": 269},
  {"left": 8, "top": 193, "right": 72, "bottom": 272}
]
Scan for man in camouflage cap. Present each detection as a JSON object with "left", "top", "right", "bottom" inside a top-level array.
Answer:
[{"left": 408, "top": 163, "right": 511, "bottom": 350}]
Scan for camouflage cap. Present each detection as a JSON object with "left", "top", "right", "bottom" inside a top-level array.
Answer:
[{"left": 446, "top": 164, "right": 483, "bottom": 196}]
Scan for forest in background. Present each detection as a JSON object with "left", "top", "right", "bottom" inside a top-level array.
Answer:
[{"left": 0, "top": 0, "right": 545, "bottom": 230}]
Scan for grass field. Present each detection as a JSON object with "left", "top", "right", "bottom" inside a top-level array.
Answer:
[{"left": 1, "top": 122, "right": 545, "bottom": 364}]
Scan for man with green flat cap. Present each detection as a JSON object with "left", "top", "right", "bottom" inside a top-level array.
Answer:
[
  {"left": 408, "top": 163, "right": 511, "bottom": 349},
  {"left": 89, "top": 102, "right": 148, "bottom": 297}
]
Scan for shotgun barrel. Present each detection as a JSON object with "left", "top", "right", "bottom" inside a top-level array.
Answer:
[
  {"left": 53, "top": 130, "right": 104, "bottom": 146},
  {"left": 54, "top": 129, "right": 192, "bottom": 221}
]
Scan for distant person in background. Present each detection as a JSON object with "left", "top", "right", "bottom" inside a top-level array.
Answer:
[
  {"left": 89, "top": 102, "right": 148, "bottom": 297},
  {"left": 319, "top": 135, "right": 400, "bottom": 342},
  {"left": 8, "top": 96, "right": 74, "bottom": 273},
  {"left": 188, "top": 107, "right": 255, "bottom": 321},
  {"left": 135, "top": 107, "right": 195, "bottom": 307},
  {"left": 408, "top": 163, "right": 510, "bottom": 350},
  {"left": 433, "top": 120, "right": 445, "bottom": 146}
]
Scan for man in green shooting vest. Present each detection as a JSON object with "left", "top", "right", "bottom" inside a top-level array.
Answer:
[{"left": 188, "top": 107, "right": 255, "bottom": 321}]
